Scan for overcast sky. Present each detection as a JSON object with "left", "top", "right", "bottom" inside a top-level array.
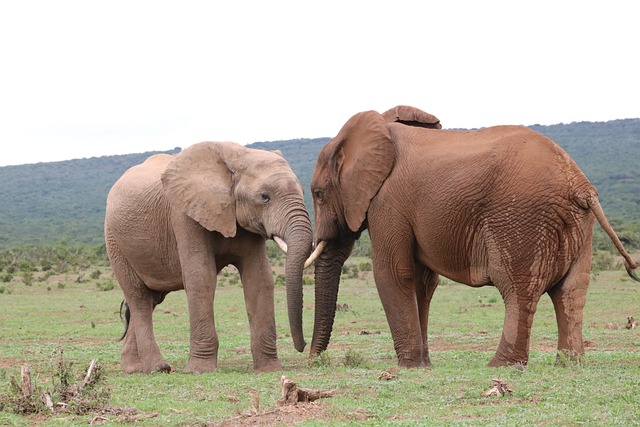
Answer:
[{"left": 1, "top": 1, "right": 638, "bottom": 166}]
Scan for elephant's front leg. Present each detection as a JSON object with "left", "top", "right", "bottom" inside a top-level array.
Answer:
[
  {"left": 183, "top": 267, "right": 219, "bottom": 374},
  {"left": 238, "top": 252, "right": 282, "bottom": 372},
  {"left": 372, "top": 240, "right": 430, "bottom": 368}
]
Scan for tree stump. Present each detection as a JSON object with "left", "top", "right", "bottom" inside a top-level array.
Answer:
[
  {"left": 278, "top": 376, "right": 336, "bottom": 406},
  {"left": 20, "top": 364, "right": 33, "bottom": 398}
]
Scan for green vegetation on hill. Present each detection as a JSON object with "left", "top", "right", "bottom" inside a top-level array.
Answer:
[
  {"left": 0, "top": 148, "right": 180, "bottom": 248},
  {"left": 531, "top": 119, "right": 640, "bottom": 226},
  {"left": 0, "top": 119, "right": 638, "bottom": 251}
]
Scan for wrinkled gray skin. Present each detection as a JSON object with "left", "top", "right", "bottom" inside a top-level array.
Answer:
[
  {"left": 105, "top": 141, "right": 312, "bottom": 374},
  {"left": 309, "top": 106, "right": 639, "bottom": 368}
]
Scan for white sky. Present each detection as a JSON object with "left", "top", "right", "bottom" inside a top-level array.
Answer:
[{"left": 0, "top": 1, "right": 638, "bottom": 166}]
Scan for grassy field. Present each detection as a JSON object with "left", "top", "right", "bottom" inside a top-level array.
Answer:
[{"left": 0, "top": 259, "right": 639, "bottom": 426}]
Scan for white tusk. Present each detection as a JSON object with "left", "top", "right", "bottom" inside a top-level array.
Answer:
[
  {"left": 273, "top": 236, "right": 288, "bottom": 253},
  {"left": 304, "top": 240, "right": 326, "bottom": 269}
]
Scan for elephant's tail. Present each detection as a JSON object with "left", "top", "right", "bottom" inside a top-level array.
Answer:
[
  {"left": 119, "top": 300, "right": 131, "bottom": 341},
  {"left": 587, "top": 194, "right": 640, "bottom": 282}
]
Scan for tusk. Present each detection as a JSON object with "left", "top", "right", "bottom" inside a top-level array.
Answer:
[
  {"left": 273, "top": 236, "right": 288, "bottom": 253},
  {"left": 304, "top": 240, "right": 326, "bottom": 269}
]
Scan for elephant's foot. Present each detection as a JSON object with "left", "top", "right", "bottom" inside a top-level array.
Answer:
[
  {"left": 487, "top": 353, "right": 528, "bottom": 368},
  {"left": 397, "top": 356, "right": 431, "bottom": 368},
  {"left": 395, "top": 347, "right": 432, "bottom": 368},
  {"left": 554, "top": 349, "right": 585, "bottom": 367},
  {"left": 185, "top": 356, "right": 217, "bottom": 374},
  {"left": 121, "top": 360, "right": 143, "bottom": 374},
  {"left": 150, "top": 362, "right": 172, "bottom": 374},
  {"left": 121, "top": 359, "right": 171, "bottom": 374},
  {"left": 253, "top": 358, "right": 282, "bottom": 373}
]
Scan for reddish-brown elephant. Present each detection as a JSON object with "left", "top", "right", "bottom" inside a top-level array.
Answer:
[
  {"left": 308, "top": 106, "right": 639, "bottom": 368},
  {"left": 105, "top": 141, "right": 312, "bottom": 374}
]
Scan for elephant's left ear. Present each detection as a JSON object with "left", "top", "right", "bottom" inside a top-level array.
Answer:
[
  {"left": 161, "top": 142, "right": 237, "bottom": 238},
  {"left": 335, "top": 111, "right": 395, "bottom": 232},
  {"left": 381, "top": 105, "right": 442, "bottom": 129}
]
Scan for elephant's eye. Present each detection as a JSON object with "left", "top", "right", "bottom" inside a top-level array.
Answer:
[
  {"left": 314, "top": 190, "right": 324, "bottom": 203},
  {"left": 260, "top": 193, "right": 271, "bottom": 203}
]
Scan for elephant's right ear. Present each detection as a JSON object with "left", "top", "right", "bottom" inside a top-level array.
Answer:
[
  {"left": 381, "top": 105, "right": 442, "bottom": 129},
  {"left": 161, "top": 142, "right": 237, "bottom": 238},
  {"left": 334, "top": 111, "right": 395, "bottom": 232}
]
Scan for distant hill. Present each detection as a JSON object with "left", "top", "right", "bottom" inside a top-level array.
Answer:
[{"left": 0, "top": 120, "right": 638, "bottom": 249}]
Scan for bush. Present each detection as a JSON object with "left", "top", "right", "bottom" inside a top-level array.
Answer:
[
  {"left": 96, "top": 280, "right": 115, "bottom": 291},
  {"left": 358, "top": 262, "right": 372, "bottom": 272},
  {"left": 342, "top": 264, "right": 359, "bottom": 279},
  {"left": 0, "top": 347, "right": 110, "bottom": 415},
  {"left": 22, "top": 272, "right": 33, "bottom": 287},
  {"left": 309, "top": 351, "right": 333, "bottom": 368},
  {"left": 344, "top": 349, "right": 367, "bottom": 368},
  {"left": 592, "top": 249, "right": 620, "bottom": 272}
]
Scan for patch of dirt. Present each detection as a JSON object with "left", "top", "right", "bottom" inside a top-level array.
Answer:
[{"left": 211, "top": 402, "right": 331, "bottom": 426}]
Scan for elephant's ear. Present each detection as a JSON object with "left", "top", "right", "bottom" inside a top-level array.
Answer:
[
  {"left": 381, "top": 105, "right": 442, "bottom": 129},
  {"left": 161, "top": 142, "right": 237, "bottom": 237},
  {"left": 335, "top": 111, "right": 395, "bottom": 232}
]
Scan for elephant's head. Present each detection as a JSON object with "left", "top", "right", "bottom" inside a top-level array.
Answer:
[
  {"left": 161, "top": 141, "right": 313, "bottom": 352},
  {"left": 307, "top": 106, "right": 441, "bottom": 356}
]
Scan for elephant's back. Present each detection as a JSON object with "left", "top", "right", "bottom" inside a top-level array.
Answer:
[
  {"left": 106, "top": 154, "right": 173, "bottom": 215},
  {"left": 105, "top": 154, "right": 182, "bottom": 288},
  {"left": 392, "top": 124, "right": 590, "bottom": 190}
]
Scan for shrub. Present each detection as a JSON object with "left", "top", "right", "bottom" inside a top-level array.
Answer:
[
  {"left": 96, "top": 280, "right": 115, "bottom": 291},
  {"left": 22, "top": 272, "right": 33, "bottom": 287},
  {"left": 358, "top": 262, "right": 372, "bottom": 272},
  {"left": 0, "top": 347, "right": 110, "bottom": 415},
  {"left": 309, "top": 351, "right": 333, "bottom": 368},
  {"left": 342, "top": 264, "right": 359, "bottom": 279},
  {"left": 592, "top": 249, "right": 620, "bottom": 271},
  {"left": 344, "top": 349, "right": 367, "bottom": 368}
]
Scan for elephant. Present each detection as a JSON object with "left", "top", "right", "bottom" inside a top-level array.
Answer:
[
  {"left": 104, "top": 141, "right": 313, "bottom": 374},
  {"left": 308, "top": 105, "right": 639, "bottom": 368}
]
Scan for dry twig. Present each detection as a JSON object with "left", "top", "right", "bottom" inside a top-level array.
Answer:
[{"left": 481, "top": 377, "right": 513, "bottom": 397}]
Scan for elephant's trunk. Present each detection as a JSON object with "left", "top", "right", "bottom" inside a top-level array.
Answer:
[
  {"left": 281, "top": 208, "right": 313, "bottom": 353},
  {"left": 310, "top": 240, "right": 354, "bottom": 356}
]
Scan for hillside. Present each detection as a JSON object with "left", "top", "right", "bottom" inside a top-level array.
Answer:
[{"left": 0, "top": 119, "right": 638, "bottom": 249}]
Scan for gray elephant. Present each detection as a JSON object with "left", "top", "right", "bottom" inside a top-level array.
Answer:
[
  {"left": 104, "top": 141, "right": 312, "bottom": 374},
  {"left": 308, "top": 106, "right": 639, "bottom": 368}
]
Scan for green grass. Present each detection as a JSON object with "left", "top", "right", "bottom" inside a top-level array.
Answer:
[{"left": 1, "top": 264, "right": 639, "bottom": 426}]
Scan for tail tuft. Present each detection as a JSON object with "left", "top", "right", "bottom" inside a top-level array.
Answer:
[
  {"left": 118, "top": 300, "right": 131, "bottom": 341},
  {"left": 625, "top": 261, "right": 640, "bottom": 283}
]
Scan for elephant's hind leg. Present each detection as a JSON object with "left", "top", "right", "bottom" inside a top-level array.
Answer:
[
  {"left": 112, "top": 255, "right": 170, "bottom": 374},
  {"left": 547, "top": 248, "right": 591, "bottom": 365},
  {"left": 120, "top": 318, "right": 143, "bottom": 373},
  {"left": 416, "top": 267, "right": 439, "bottom": 367},
  {"left": 489, "top": 280, "right": 543, "bottom": 367}
]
